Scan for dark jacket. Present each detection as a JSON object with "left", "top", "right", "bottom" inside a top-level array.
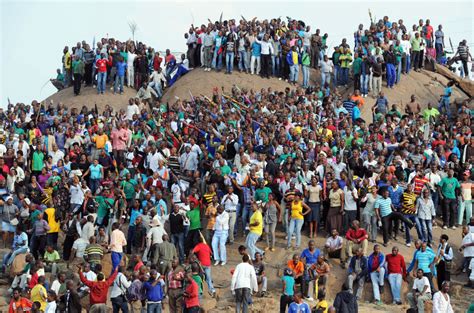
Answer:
[
  {"left": 59, "top": 290, "right": 82, "bottom": 313},
  {"left": 347, "top": 255, "right": 368, "bottom": 279},
  {"left": 333, "top": 290, "right": 358, "bottom": 313}
]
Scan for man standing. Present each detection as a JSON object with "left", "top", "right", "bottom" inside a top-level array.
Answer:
[
  {"left": 407, "top": 269, "right": 432, "bottom": 313},
  {"left": 72, "top": 56, "right": 85, "bottom": 96},
  {"left": 385, "top": 246, "right": 406, "bottom": 305},
  {"left": 435, "top": 25, "right": 445, "bottom": 63},
  {"left": 438, "top": 169, "right": 461, "bottom": 229},
  {"left": 413, "top": 241, "right": 436, "bottom": 292},
  {"left": 310, "top": 29, "right": 322, "bottom": 68},
  {"left": 79, "top": 264, "right": 118, "bottom": 313},
  {"left": 167, "top": 258, "right": 185, "bottom": 313},
  {"left": 432, "top": 281, "right": 454, "bottom": 313},
  {"left": 169, "top": 205, "right": 185, "bottom": 264},
  {"left": 109, "top": 222, "right": 127, "bottom": 274},
  {"left": 367, "top": 245, "right": 385, "bottom": 305},
  {"left": 221, "top": 186, "right": 239, "bottom": 244},
  {"left": 212, "top": 205, "right": 229, "bottom": 266},
  {"left": 246, "top": 203, "right": 264, "bottom": 261},
  {"left": 192, "top": 236, "right": 216, "bottom": 297},
  {"left": 231, "top": 254, "right": 258, "bottom": 313}
]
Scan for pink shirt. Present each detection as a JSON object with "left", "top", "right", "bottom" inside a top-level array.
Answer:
[
  {"left": 110, "top": 128, "right": 129, "bottom": 151},
  {"left": 110, "top": 229, "right": 127, "bottom": 253}
]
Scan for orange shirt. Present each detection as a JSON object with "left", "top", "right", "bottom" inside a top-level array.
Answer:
[
  {"left": 350, "top": 95, "right": 365, "bottom": 107},
  {"left": 93, "top": 134, "right": 108, "bottom": 149},
  {"left": 287, "top": 260, "right": 304, "bottom": 276}
]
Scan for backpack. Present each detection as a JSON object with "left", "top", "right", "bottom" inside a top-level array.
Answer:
[{"left": 118, "top": 275, "right": 139, "bottom": 302}]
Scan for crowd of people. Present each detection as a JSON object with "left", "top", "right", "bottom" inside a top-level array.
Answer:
[{"left": 2, "top": 13, "right": 474, "bottom": 313}]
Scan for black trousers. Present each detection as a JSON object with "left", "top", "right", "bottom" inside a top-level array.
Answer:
[
  {"left": 73, "top": 73, "right": 82, "bottom": 95},
  {"left": 411, "top": 51, "right": 420, "bottom": 70},
  {"left": 84, "top": 63, "right": 93, "bottom": 86},
  {"left": 436, "top": 260, "right": 451, "bottom": 289},
  {"left": 381, "top": 212, "right": 413, "bottom": 244},
  {"left": 261, "top": 54, "right": 272, "bottom": 78},
  {"left": 62, "top": 235, "right": 75, "bottom": 260},
  {"left": 442, "top": 198, "right": 457, "bottom": 227},
  {"left": 311, "top": 47, "right": 320, "bottom": 68},
  {"left": 353, "top": 74, "right": 361, "bottom": 92},
  {"left": 280, "top": 294, "right": 292, "bottom": 313}
]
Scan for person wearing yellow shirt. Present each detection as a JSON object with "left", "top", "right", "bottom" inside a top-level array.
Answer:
[
  {"left": 44, "top": 206, "right": 60, "bottom": 249},
  {"left": 30, "top": 276, "right": 48, "bottom": 312},
  {"left": 287, "top": 192, "right": 311, "bottom": 250},
  {"left": 339, "top": 47, "right": 353, "bottom": 86},
  {"left": 246, "top": 202, "right": 264, "bottom": 261},
  {"left": 92, "top": 129, "right": 109, "bottom": 159}
]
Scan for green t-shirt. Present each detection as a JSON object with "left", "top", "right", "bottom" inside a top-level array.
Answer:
[
  {"left": 187, "top": 208, "right": 201, "bottom": 230},
  {"left": 192, "top": 274, "right": 203, "bottom": 295},
  {"left": 254, "top": 187, "right": 272, "bottom": 203},
  {"left": 220, "top": 165, "right": 231, "bottom": 176},
  {"left": 96, "top": 196, "right": 114, "bottom": 218},
  {"left": 44, "top": 250, "right": 60, "bottom": 262},
  {"left": 410, "top": 37, "right": 422, "bottom": 51},
  {"left": 32, "top": 151, "right": 45, "bottom": 171},
  {"left": 439, "top": 177, "right": 460, "bottom": 199},
  {"left": 352, "top": 57, "right": 362, "bottom": 74},
  {"left": 121, "top": 179, "right": 137, "bottom": 200}
]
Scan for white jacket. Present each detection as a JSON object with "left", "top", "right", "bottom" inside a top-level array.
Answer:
[{"left": 231, "top": 262, "right": 258, "bottom": 292}]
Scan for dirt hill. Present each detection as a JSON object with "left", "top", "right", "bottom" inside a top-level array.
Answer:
[{"left": 43, "top": 68, "right": 471, "bottom": 121}]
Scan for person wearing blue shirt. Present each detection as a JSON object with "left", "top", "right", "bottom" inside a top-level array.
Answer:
[
  {"left": 143, "top": 269, "right": 165, "bottom": 313},
  {"left": 367, "top": 244, "right": 385, "bottom": 305},
  {"left": 438, "top": 81, "right": 453, "bottom": 119},
  {"left": 414, "top": 241, "right": 436, "bottom": 292},
  {"left": 250, "top": 40, "right": 262, "bottom": 75},
  {"left": 3, "top": 227, "right": 29, "bottom": 268},
  {"left": 300, "top": 240, "right": 320, "bottom": 300},
  {"left": 84, "top": 159, "right": 103, "bottom": 195},
  {"left": 288, "top": 293, "right": 311, "bottom": 313},
  {"left": 280, "top": 267, "right": 296, "bottom": 313},
  {"left": 114, "top": 56, "right": 127, "bottom": 94}
]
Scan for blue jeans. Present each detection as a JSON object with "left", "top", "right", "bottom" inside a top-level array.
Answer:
[
  {"left": 370, "top": 268, "right": 385, "bottom": 301},
  {"left": 238, "top": 50, "right": 247, "bottom": 71},
  {"left": 302, "top": 65, "right": 310, "bottom": 87},
  {"left": 388, "top": 273, "right": 402, "bottom": 302},
  {"left": 148, "top": 81, "right": 163, "bottom": 98},
  {"left": 431, "top": 191, "right": 441, "bottom": 215},
  {"left": 212, "top": 229, "right": 228, "bottom": 263},
  {"left": 90, "top": 178, "right": 101, "bottom": 194},
  {"left": 321, "top": 72, "right": 331, "bottom": 87},
  {"left": 111, "top": 252, "right": 122, "bottom": 274},
  {"left": 226, "top": 52, "right": 235, "bottom": 73},
  {"left": 396, "top": 62, "right": 401, "bottom": 84},
  {"left": 97, "top": 72, "right": 107, "bottom": 93},
  {"left": 246, "top": 232, "right": 263, "bottom": 260},
  {"left": 287, "top": 218, "right": 304, "bottom": 248},
  {"left": 334, "top": 65, "right": 340, "bottom": 87},
  {"left": 241, "top": 203, "right": 251, "bottom": 233},
  {"left": 147, "top": 302, "right": 162, "bottom": 313},
  {"left": 419, "top": 219, "right": 433, "bottom": 244},
  {"left": 360, "top": 74, "right": 369, "bottom": 95},
  {"left": 272, "top": 55, "right": 280, "bottom": 76},
  {"left": 435, "top": 43, "right": 443, "bottom": 63},
  {"left": 112, "top": 295, "right": 129, "bottom": 313},
  {"left": 212, "top": 50, "right": 223, "bottom": 70},
  {"left": 171, "top": 232, "right": 185, "bottom": 263},
  {"left": 114, "top": 75, "right": 125, "bottom": 93},
  {"left": 4, "top": 247, "right": 28, "bottom": 266},
  {"left": 289, "top": 64, "right": 299, "bottom": 83},
  {"left": 438, "top": 97, "right": 450, "bottom": 118},
  {"left": 203, "top": 266, "right": 216, "bottom": 293},
  {"left": 404, "top": 215, "right": 423, "bottom": 244},
  {"left": 405, "top": 54, "right": 411, "bottom": 73},
  {"left": 459, "top": 200, "right": 473, "bottom": 225},
  {"left": 386, "top": 63, "right": 396, "bottom": 87},
  {"left": 340, "top": 67, "right": 348, "bottom": 85}
]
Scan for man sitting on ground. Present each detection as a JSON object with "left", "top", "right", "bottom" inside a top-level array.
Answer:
[{"left": 341, "top": 220, "right": 368, "bottom": 268}]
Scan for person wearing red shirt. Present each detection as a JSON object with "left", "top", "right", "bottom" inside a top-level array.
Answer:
[
  {"left": 385, "top": 246, "right": 407, "bottom": 305},
  {"left": 8, "top": 288, "right": 32, "bottom": 313},
  {"left": 192, "top": 237, "right": 216, "bottom": 296},
  {"left": 183, "top": 272, "right": 200, "bottom": 312},
  {"left": 153, "top": 52, "right": 163, "bottom": 71},
  {"left": 95, "top": 53, "right": 112, "bottom": 94},
  {"left": 342, "top": 220, "right": 368, "bottom": 267},
  {"left": 413, "top": 170, "right": 430, "bottom": 195},
  {"left": 78, "top": 264, "right": 118, "bottom": 310}
]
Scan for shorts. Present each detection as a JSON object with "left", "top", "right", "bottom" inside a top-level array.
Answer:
[
  {"left": 2, "top": 221, "right": 15, "bottom": 233},
  {"left": 308, "top": 202, "right": 321, "bottom": 223}
]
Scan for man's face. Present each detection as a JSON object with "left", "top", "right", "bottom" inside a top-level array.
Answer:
[{"left": 392, "top": 248, "right": 398, "bottom": 256}]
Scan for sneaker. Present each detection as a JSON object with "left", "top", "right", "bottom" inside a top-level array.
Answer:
[
  {"left": 214, "top": 261, "right": 220, "bottom": 266},
  {"left": 220, "top": 262, "right": 226, "bottom": 266},
  {"left": 270, "top": 247, "right": 275, "bottom": 252},
  {"left": 406, "top": 243, "right": 411, "bottom": 247},
  {"left": 443, "top": 226, "right": 448, "bottom": 230},
  {"left": 376, "top": 300, "right": 383, "bottom": 305},
  {"left": 451, "top": 226, "right": 457, "bottom": 230}
]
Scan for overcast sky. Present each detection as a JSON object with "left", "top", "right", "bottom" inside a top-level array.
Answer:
[{"left": 1, "top": 0, "right": 472, "bottom": 106}]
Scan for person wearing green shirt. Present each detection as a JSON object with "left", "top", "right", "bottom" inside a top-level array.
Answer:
[
  {"left": 301, "top": 50, "right": 311, "bottom": 88},
  {"left": 185, "top": 205, "right": 201, "bottom": 255},
  {"left": 72, "top": 55, "right": 85, "bottom": 95},
  {"left": 438, "top": 169, "right": 461, "bottom": 229},
  {"left": 32, "top": 149, "right": 45, "bottom": 175},
  {"left": 394, "top": 40, "right": 404, "bottom": 83},
  {"left": 339, "top": 47, "right": 352, "bottom": 86},
  {"left": 422, "top": 103, "right": 440, "bottom": 122},
  {"left": 121, "top": 173, "right": 137, "bottom": 202},
  {"left": 43, "top": 245, "right": 60, "bottom": 276},
  {"left": 352, "top": 52, "right": 362, "bottom": 92},
  {"left": 254, "top": 180, "right": 272, "bottom": 203},
  {"left": 410, "top": 33, "right": 423, "bottom": 71},
  {"left": 332, "top": 47, "right": 341, "bottom": 87},
  {"left": 96, "top": 195, "right": 114, "bottom": 226}
]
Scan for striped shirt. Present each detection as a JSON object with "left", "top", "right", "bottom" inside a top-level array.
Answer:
[
  {"left": 415, "top": 249, "right": 436, "bottom": 273},
  {"left": 413, "top": 177, "right": 429, "bottom": 195},
  {"left": 375, "top": 197, "right": 392, "bottom": 218},
  {"left": 84, "top": 244, "right": 104, "bottom": 264},
  {"left": 401, "top": 192, "right": 418, "bottom": 214}
]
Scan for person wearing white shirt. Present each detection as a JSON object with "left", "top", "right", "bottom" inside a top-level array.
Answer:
[
  {"left": 407, "top": 269, "right": 432, "bottom": 313},
  {"left": 231, "top": 254, "right": 258, "bottom": 313},
  {"left": 126, "top": 51, "right": 137, "bottom": 88},
  {"left": 461, "top": 227, "right": 474, "bottom": 273},
  {"left": 126, "top": 101, "right": 140, "bottom": 121},
  {"left": 81, "top": 216, "right": 95, "bottom": 241},
  {"left": 49, "top": 145, "right": 65, "bottom": 166},
  {"left": 44, "top": 296, "right": 57, "bottom": 313},
  {"left": 146, "top": 148, "right": 165, "bottom": 173},
  {"left": 256, "top": 34, "right": 274, "bottom": 78},
  {"left": 69, "top": 177, "right": 84, "bottom": 212},
  {"left": 432, "top": 281, "right": 454, "bottom": 313},
  {"left": 435, "top": 234, "right": 453, "bottom": 289},
  {"left": 110, "top": 268, "right": 132, "bottom": 309},
  {"left": 212, "top": 206, "right": 229, "bottom": 265},
  {"left": 143, "top": 218, "right": 167, "bottom": 263},
  {"left": 179, "top": 146, "right": 198, "bottom": 171},
  {"left": 221, "top": 186, "right": 239, "bottom": 243}
]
